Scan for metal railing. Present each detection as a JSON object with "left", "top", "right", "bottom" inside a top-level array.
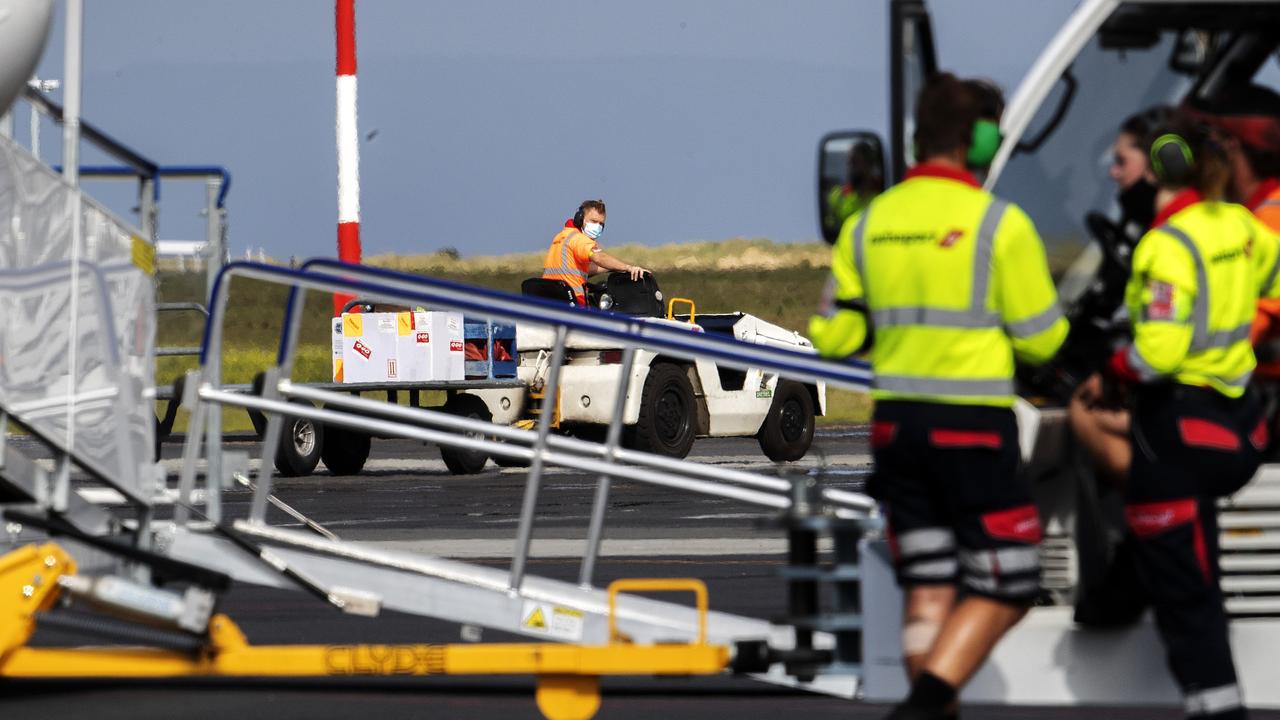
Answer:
[{"left": 180, "top": 259, "right": 876, "bottom": 591}]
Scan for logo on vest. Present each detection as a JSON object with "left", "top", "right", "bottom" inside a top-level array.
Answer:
[
  {"left": 1147, "top": 280, "right": 1176, "bottom": 321},
  {"left": 939, "top": 229, "right": 965, "bottom": 248}
]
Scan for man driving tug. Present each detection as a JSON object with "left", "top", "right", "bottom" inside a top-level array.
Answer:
[{"left": 543, "top": 199, "right": 648, "bottom": 305}]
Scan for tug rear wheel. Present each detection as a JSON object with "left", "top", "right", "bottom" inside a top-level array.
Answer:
[{"left": 627, "top": 363, "right": 697, "bottom": 459}]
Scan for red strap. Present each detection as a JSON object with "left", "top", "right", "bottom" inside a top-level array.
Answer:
[
  {"left": 1125, "top": 499, "right": 1210, "bottom": 583},
  {"left": 870, "top": 420, "right": 897, "bottom": 448},
  {"left": 1150, "top": 189, "right": 1202, "bottom": 230},
  {"left": 981, "top": 505, "right": 1042, "bottom": 543},
  {"left": 929, "top": 429, "right": 1002, "bottom": 449},
  {"left": 1178, "top": 417, "right": 1241, "bottom": 451}
]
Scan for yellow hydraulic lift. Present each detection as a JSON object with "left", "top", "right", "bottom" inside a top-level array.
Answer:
[{"left": 0, "top": 544, "right": 732, "bottom": 720}]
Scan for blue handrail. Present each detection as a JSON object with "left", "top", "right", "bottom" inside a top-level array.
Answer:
[
  {"left": 199, "top": 260, "right": 873, "bottom": 390},
  {"left": 55, "top": 164, "right": 232, "bottom": 208}
]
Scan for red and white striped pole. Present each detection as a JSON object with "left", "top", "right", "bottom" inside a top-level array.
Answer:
[{"left": 334, "top": 0, "right": 361, "bottom": 315}]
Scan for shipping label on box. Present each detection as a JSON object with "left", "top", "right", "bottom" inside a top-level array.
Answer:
[
  {"left": 436, "top": 312, "right": 465, "bottom": 381},
  {"left": 340, "top": 312, "right": 399, "bottom": 383},
  {"left": 332, "top": 317, "right": 344, "bottom": 382},
  {"left": 394, "top": 311, "right": 433, "bottom": 381}
]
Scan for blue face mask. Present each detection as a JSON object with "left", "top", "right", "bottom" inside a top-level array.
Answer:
[{"left": 584, "top": 222, "right": 604, "bottom": 240}]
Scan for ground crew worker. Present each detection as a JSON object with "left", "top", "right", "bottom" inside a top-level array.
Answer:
[
  {"left": 1190, "top": 86, "right": 1280, "bottom": 375},
  {"left": 543, "top": 199, "right": 648, "bottom": 305},
  {"left": 1072, "top": 88, "right": 1280, "bottom": 482},
  {"left": 1107, "top": 116, "right": 1280, "bottom": 719},
  {"left": 824, "top": 142, "right": 882, "bottom": 235},
  {"left": 808, "top": 73, "right": 1068, "bottom": 720}
]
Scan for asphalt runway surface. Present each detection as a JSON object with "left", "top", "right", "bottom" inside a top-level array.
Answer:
[{"left": 6, "top": 428, "right": 1279, "bottom": 719}]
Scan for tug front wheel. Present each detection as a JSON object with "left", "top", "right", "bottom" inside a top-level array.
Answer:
[{"left": 758, "top": 381, "right": 815, "bottom": 462}]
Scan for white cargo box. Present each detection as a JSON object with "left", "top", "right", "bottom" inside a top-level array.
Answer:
[
  {"left": 398, "top": 310, "right": 465, "bottom": 382},
  {"left": 333, "top": 311, "right": 464, "bottom": 383}
]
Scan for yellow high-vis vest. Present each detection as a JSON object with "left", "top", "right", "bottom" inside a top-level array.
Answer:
[
  {"left": 809, "top": 164, "right": 1067, "bottom": 407},
  {"left": 1123, "top": 194, "right": 1280, "bottom": 397}
]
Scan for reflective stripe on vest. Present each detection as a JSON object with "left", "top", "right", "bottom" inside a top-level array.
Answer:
[
  {"left": 543, "top": 230, "right": 590, "bottom": 281},
  {"left": 1157, "top": 223, "right": 1252, "bottom": 352},
  {"left": 1005, "top": 303, "right": 1064, "bottom": 339},
  {"left": 872, "top": 375, "right": 1014, "bottom": 397},
  {"left": 854, "top": 198, "right": 1014, "bottom": 398}
]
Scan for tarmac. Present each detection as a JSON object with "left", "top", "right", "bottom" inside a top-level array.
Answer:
[{"left": 4, "top": 428, "right": 1278, "bottom": 719}]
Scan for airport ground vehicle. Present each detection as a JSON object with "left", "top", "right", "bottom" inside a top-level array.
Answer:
[
  {"left": 170, "top": 268, "right": 822, "bottom": 478},
  {"left": 479, "top": 272, "right": 824, "bottom": 462},
  {"left": 817, "top": 0, "right": 1280, "bottom": 704}
]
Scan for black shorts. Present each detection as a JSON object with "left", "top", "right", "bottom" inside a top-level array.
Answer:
[{"left": 870, "top": 400, "right": 1042, "bottom": 603}]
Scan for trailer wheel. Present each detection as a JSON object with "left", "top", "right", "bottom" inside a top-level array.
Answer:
[
  {"left": 440, "top": 394, "right": 492, "bottom": 475},
  {"left": 758, "top": 380, "right": 815, "bottom": 462},
  {"left": 321, "top": 421, "right": 372, "bottom": 476},
  {"left": 628, "top": 363, "right": 696, "bottom": 459},
  {"left": 274, "top": 402, "right": 324, "bottom": 477}
]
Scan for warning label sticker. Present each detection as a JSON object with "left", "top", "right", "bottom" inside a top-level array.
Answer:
[{"left": 520, "top": 600, "right": 584, "bottom": 641}]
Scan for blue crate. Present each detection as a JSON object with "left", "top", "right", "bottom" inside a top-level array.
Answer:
[
  {"left": 490, "top": 322, "right": 517, "bottom": 378},
  {"left": 461, "top": 318, "right": 517, "bottom": 379},
  {"left": 463, "top": 318, "right": 491, "bottom": 379}
]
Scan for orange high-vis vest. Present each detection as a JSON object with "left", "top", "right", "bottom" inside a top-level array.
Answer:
[{"left": 543, "top": 226, "right": 596, "bottom": 296}]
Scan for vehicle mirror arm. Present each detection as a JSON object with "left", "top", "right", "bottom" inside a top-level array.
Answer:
[{"left": 1014, "top": 67, "right": 1078, "bottom": 155}]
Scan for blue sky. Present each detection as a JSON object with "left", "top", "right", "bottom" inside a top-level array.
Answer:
[{"left": 22, "top": 1, "right": 1077, "bottom": 259}]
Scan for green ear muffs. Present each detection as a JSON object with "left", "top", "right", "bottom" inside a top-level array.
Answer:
[
  {"left": 967, "top": 119, "right": 1003, "bottom": 167},
  {"left": 1150, "top": 133, "right": 1195, "bottom": 185}
]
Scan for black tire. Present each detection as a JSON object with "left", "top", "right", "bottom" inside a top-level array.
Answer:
[
  {"left": 757, "top": 381, "right": 815, "bottom": 462},
  {"left": 274, "top": 402, "right": 324, "bottom": 477},
  {"left": 627, "top": 363, "right": 697, "bottom": 459},
  {"left": 321, "top": 421, "right": 372, "bottom": 476},
  {"left": 439, "top": 394, "right": 493, "bottom": 475},
  {"left": 493, "top": 452, "right": 531, "bottom": 468}
]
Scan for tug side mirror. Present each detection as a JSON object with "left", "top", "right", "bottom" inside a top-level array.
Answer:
[{"left": 817, "top": 131, "right": 887, "bottom": 245}]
